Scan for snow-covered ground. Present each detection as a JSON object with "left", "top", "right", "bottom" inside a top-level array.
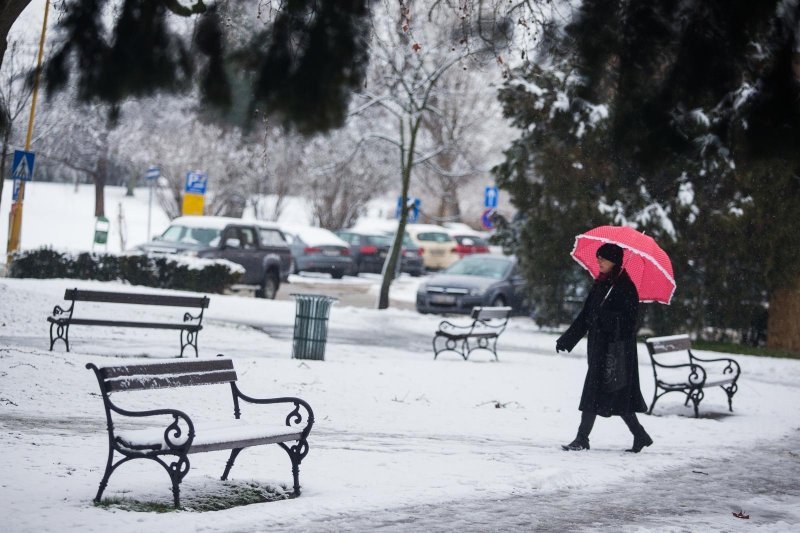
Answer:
[
  {"left": 2, "top": 176, "right": 799, "bottom": 531},
  {"left": 1, "top": 278, "right": 799, "bottom": 532}
]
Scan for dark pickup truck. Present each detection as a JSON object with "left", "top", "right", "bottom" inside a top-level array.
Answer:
[{"left": 136, "top": 216, "right": 293, "bottom": 298}]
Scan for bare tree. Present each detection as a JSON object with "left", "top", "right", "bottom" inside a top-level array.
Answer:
[
  {"left": 415, "top": 68, "right": 511, "bottom": 225},
  {"left": 33, "top": 98, "right": 117, "bottom": 216},
  {"left": 303, "top": 123, "right": 393, "bottom": 229},
  {"left": 355, "top": 0, "right": 500, "bottom": 309},
  {"left": 0, "top": 39, "right": 33, "bottom": 206}
]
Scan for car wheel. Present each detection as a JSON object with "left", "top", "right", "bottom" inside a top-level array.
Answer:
[
  {"left": 259, "top": 272, "right": 280, "bottom": 299},
  {"left": 491, "top": 295, "right": 507, "bottom": 307}
]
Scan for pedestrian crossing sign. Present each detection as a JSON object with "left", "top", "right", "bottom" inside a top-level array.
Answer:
[{"left": 11, "top": 150, "right": 35, "bottom": 182}]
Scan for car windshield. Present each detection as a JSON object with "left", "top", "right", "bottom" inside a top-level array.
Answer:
[
  {"left": 160, "top": 225, "right": 221, "bottom": 246},
  {"left": 366, "top": 234, "right": 392, "bottom": 246},
  {"left": 444, "top": 257, "right": 510, "bottom": 279}
]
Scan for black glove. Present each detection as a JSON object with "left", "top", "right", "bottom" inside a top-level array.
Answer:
[{"left": 556, "top": 338, "right": 568, "bottom": 353}]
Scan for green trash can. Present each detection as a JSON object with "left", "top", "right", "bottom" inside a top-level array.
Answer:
[
  {"left": 291, "top": 294, "right": 337, "bottom": 360},
  {"left": 93, "top": 216, "right": 110, "bottom": 245}
]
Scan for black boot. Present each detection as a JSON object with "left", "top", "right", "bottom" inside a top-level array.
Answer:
[
  {"left": 562, "top": 411, "right": 595, "bottom": 451},
  {"left": 621, "top": 414, "right": 653, "bottom": 453},
  {"left": 626, "top": 431, "right": 653, "bottom": 453},
  {"left": 561, "top": 437, "right": 590, "bottom": 451}
]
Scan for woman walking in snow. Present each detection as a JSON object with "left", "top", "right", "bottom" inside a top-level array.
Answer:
[{"left": 555, "top": 243, "right": 653, "bottom": 453}]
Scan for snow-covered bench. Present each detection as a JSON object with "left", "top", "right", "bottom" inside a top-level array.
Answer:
[
  {"left": 48, "top": 288, "right": 209, "bottom": 357},
  {"left": 433, "top": 306, "right": 512, "bottom": 361},
  {"left": 86, "top": 358, "right": 314, "bottom": 508},
  {"left": 645, "top": 334, "right": 741, "bottom": 417}
]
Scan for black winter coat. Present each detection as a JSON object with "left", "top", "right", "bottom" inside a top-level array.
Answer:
[{"left": 557, "top": 270, "right": 648, "bottom": 417}]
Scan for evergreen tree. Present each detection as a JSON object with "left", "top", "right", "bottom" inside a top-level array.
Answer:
[
  {"left": 42, "top": 0, "right": 372, "bottom": 135},
  {"left": 495, "top": 1, "right": 800, "bottom": 347}
]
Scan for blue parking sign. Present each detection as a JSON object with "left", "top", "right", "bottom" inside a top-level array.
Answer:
[
  {"left": 484, "top": 185, "right": 498, "bottom": 209},
  {"left": 185, "top": 171, "right": 208, "bottom": 194},
  {"left": 396, "top": 197, "right": 421, "bottom": 222}
]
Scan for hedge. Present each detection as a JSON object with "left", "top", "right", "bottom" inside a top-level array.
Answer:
[{"left": 9, "top": 247, "right": 244, "bottom": 294}]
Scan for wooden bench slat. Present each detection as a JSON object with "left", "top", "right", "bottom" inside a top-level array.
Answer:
[
  {"left": 116, "top": 423, "right": 302, "bottom": 453},
  {"left": 646, "top": 335, "right": 692, "bottom": 354},
  {"left": 105, "top": 370, "right": 238, "bottom": 392},
  {"left": 64, "top": 289, "right": 209, "bottom": 308},
  {"left": 99, "top": 359, "right": 234, "bottom": 379},
  {"left": 52, "top": 318, "right": 201, "bottom": 330}
]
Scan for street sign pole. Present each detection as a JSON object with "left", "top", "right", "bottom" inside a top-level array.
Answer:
[
  {"left": 145, "top": 166, "right": 160, "bottom": 240},
  {"left": 6, "top": 0, "right": 50, "bottom": 266},
  {"left": 148, "top": 181, "right": 153, "bottom": 240}
]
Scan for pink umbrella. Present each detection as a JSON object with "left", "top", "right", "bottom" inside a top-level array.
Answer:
[{"left": 570, "top": 225, "right": 676, "bottom": 304}]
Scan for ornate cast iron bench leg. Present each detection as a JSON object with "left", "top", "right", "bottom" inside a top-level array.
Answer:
[
  {"left": 180, "top": 329, "right": 199, "bottom": 358},
  {"left": 166, "top": 455, "right": 191, "bottom": 508},
  {"left": 278, "top": 438, "right": 310, "bottom": 497},
  {"left": 722, "top": 383, "right": 738, "bottom": 412},
  {"left": 49, "top": 321, "right": 70, "bottom": 352},
  {"left": 687, "top": 388, "right": 704, "bottom": 418}
]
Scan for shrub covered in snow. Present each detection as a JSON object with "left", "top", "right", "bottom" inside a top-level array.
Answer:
[{"left": 9, "top": 248, "right": 243, "bottom": 294}]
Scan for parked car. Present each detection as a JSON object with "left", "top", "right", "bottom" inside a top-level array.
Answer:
[
  {"left": 335, "top": 229, "right": 392, "bottom": 275},
  {"left": 338, "top": 229, "right": 426, "bottom": 276},
  {"left": 281, "top": 225, "right": 353, "bottom": 279},
  {"left": 416, "top": 255, "right": 530, "bottom": 315},
  {"left": 450, "top": 233, "right": 491, "bottom": 258},
  {"left": 405, "top": 224, "right": 459, "bottom": 271},
  {"left": 136, "top": 216, "right": 292, "bottom": 298},
  {"left": 397, "top": 232, "right": 425, "bottom": 276}
]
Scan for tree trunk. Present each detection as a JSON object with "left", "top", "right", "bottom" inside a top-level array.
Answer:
[
  {"left": 94, "top": 171, "right": 106, "bottom": 216},
  {"left": 0, "top": 123, "right": 10, "bottom": 206},
  {"left": 94, "top": 128, "right": 110, "bottom": 216},
  {"left": 378, "top": 118, "right": 417, "bottom": 309},
  {"left": 766, "top": 277, "right": 800, "bottom": 354}
]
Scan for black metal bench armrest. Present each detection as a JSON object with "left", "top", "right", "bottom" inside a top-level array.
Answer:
[
  {"left": 50, "top": 303, "right": 73, "bottom": 317},
  {"left": 183, "top": 311, "right": 203, "bottom": 322},
  {"left": 233, "top": 387, "right": 315, "bottom": 439},
  {"left": 436, "top": 320, "right": 476, "bottom": 335},
  {"left": 106, "top": 402, "right": 195, "bottom": 452},
  {"left": 688, "top": 353, "right": 741, "bottom": 379},
  {"left": 652, "top": 361, "right": 707, "bottom": 386}
]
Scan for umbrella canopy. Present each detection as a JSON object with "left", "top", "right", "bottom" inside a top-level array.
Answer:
[{"left": 570, "top": 225, "right": 675, "bottom": 304}]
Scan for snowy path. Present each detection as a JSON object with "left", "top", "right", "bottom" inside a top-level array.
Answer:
[{"left": 275, "top": 432, "right": 800, "bottom": 532}]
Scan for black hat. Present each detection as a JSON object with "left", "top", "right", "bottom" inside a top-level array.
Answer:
[{"left": 597, "top": 243, "right": 624, "bottom": 265}]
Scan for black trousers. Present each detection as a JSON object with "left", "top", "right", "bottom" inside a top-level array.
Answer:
[{"left": 578, "top": 410, "right": 644, "bottom": 440}]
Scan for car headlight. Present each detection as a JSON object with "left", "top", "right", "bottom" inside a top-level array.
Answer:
[
  {"left": 181, "top": 250, "right": 199, "bottom": 258},
  {"left": 469, "top": 288, "right": 484, "bottom": 296}
]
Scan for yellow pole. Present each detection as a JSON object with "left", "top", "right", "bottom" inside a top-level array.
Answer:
[{"left": 6, "top": 0, "right": 50, "bottom": 267}]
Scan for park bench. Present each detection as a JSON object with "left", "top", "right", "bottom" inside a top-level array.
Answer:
[
  {"left": 433, "top": 306, "right": 512, "bottom": 361},
  {"left": 48, "top": 288, "right": 209, "bottom": 357},
  {"left": 86, "top": 357, "right": 314, "bottom": 508},
  {"left": 645, "top": 334, "right": 742, "bottom": 417}
]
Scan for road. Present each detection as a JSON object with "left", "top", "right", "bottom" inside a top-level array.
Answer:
[{"left": 273, "top": 273, "right": 418, "bottom": 311}]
